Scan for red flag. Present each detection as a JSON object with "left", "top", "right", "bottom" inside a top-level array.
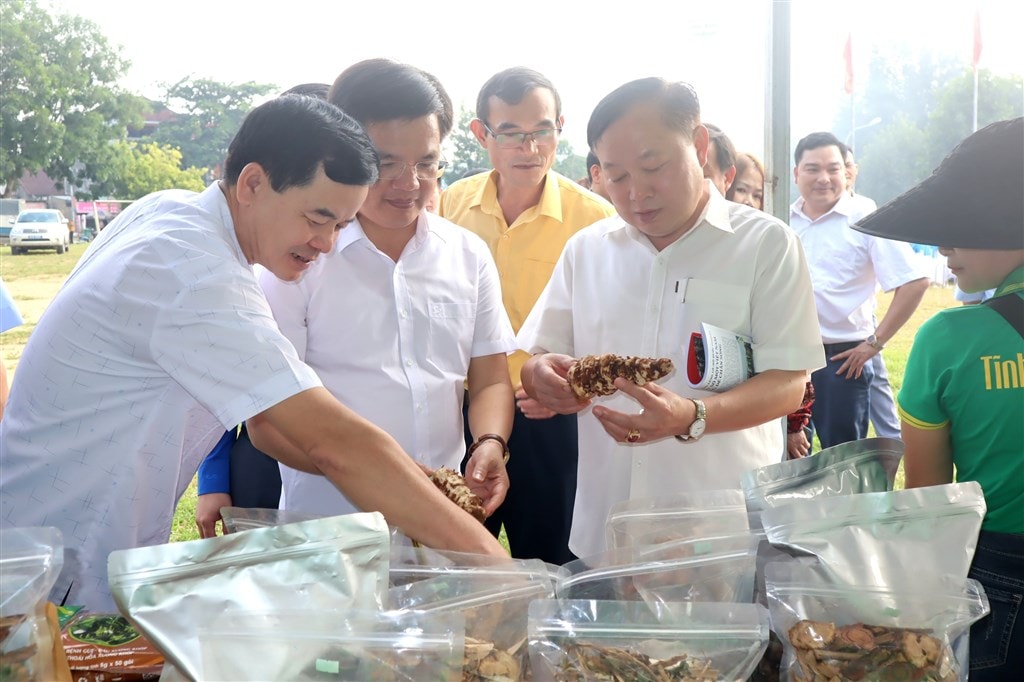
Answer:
[
  {"left": 972, "top": 9, "right": 983, "bottom": 71},
  {"left": 843, "top": 33, "right": 854, "bottom": 94}
]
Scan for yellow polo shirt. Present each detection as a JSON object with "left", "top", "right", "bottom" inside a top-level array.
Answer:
[{"left": 440, "top": 170, "right": 615, "bottom": 386}]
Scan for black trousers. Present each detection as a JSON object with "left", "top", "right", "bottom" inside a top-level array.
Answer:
[
  {"left": 229, "top": 425, "right": 282, "bottom": 509},
  {"left": 463, "top": 401, "right": 579, "bottom": 566}
]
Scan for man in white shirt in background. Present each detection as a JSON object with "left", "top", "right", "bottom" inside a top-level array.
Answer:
[
  {"left": 791, "top": 132, "right": 929, "bottom": 449},
  {"left": 845, "top": 147, "right": 901, "bottom": 441},
  {"left": 256, "top": 59, "right": 517, "bottom": 520},
  {"left": 519, "top": 78, "right": 823, "bottom": 559}
]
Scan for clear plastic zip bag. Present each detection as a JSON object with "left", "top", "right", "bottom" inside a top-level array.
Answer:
[
  {"left": 388, "top": 544, "right": 566, "bottom": 588},
  {"left": 528, "top": 599, "right": 769, "bottom": 682},
  {"left": 0, "top": 527, "right": 65, "bottom": 682},
  {"left": 199, "top": 608, "right": 464, "bottom": 681},
  {"left": 388, "top": 570, "right": 555, "bottom": 680},
  {"left": 765, "top": 561, "right": 990, "bottom": 682},
  {"left": 557, "top": 531, "right": 759, "bottom": 606},
  {"left": 604, "top": 488, "right": 749, "bottom": 550}
]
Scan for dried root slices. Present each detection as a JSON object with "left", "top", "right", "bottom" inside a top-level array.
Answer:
[
  {"left": 430, "top": 467, "right": 487, "bottom": 523},
  {"left": 567, "top": 354, "right": 675, "bottom": 400}
]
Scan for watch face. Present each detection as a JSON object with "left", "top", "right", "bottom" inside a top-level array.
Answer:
[{"left": 690, "top": 419, "right": 706, "bottom": 439}]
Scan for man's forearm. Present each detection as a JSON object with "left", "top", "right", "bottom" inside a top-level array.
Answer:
[
  {"left": 703, "top": 370, "right": 808, "bottom": 434},
  {"left": 876, "top": 278, "right": 929, "bottom": 344},
  {"left": 263, "top": 388, "right": 506, "bottom": 556}
]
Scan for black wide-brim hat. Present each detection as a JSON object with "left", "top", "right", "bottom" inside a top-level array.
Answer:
[{"left": 853, "top": 117, "right": 1023, "bottom": 249}]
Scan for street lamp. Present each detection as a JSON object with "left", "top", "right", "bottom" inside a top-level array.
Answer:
[{"left": 846, "top": 116, "right": 883, "bottom": 150}]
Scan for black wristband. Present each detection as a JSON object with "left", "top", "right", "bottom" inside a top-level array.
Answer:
[{"left": 467, "top": 433, "right": 510, "bottom": 464}]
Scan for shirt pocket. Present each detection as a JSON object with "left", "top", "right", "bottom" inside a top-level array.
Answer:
[
  {"left": 428, "top": 300, "right": 475, "bottom": 373},
  {"left": 675, "top": 279, "right": 752, "bottom": 355}
]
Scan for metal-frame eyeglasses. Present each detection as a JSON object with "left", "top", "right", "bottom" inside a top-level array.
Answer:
[{"left": 481, "top": 122, "right": 562, "bottom": 149}]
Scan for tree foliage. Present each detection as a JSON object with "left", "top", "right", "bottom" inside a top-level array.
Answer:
[
  {"left": 92, "top": 141, "right": 206, "bottom": 199},
  {"left": 0, "top": 0, "right": 146, "bottom": 195},
  {"left": 446, "top": 107, "right": 491, "bottom": 183},
  {"left": 836, "top": 47, "right": 1022, "bottom": 205},
  {"left": 148, "top": 77, "right": 276, "bottom": 177},
  {"left": 553, "top": 138, "right": 586, "bottom": 182}
]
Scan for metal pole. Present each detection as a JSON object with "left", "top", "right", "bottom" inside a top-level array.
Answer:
[{"left": 765, "top": 0, "right": 791, "bottom": 222}]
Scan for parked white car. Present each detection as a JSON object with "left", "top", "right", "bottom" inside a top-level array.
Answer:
[{"left": 9, "top": 209, "right": 70, "bottom": 254}]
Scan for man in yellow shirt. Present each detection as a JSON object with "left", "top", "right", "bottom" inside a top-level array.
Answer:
[{"left": 441, "top": 67, "right": 614, "bottom": 564}]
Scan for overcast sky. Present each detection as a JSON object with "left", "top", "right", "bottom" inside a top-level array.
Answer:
[{"left": 47, "top": 0, "right": 1022, "bottom": 160}]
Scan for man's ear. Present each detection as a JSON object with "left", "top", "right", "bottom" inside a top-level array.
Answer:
[
  {"left": 469, "top": 119, "right": 489, "bottom": 147},
  {"left": 724, "top": 165, "right": 737, "bottom": 192},
  {"left": 235, "top": 162, "right": 269, "bottom": 206},
  {"left": 693, "top": 124, "right": 710, "bottom": 167}
]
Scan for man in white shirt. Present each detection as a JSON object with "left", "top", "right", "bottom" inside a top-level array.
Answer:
[
  {"left": 518, "top": 78, "right": 824, "bottom": 558},
  {"left": 845, "top": 147, "right": 901, "bottom": 441},
  {"left": 256, "top": 59, "right": 516, "bottom": 519},
  {"left": 0, "top": 96, "right": 507, "bottom": 610},
  {"left": 790, "top": 132, "right": 929, "bottom": 449}
]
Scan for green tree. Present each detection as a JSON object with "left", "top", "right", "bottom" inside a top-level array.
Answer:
[
  {"left": 0, "top": 0, "right": 146, "bottom": 195},
  {"left": 446, "top": 107, "right": 491, "bottom": 183},
  {"left": 855, "top": 67, "right": 1022, "bottom": 205},
  {"left": 149, "top": 77, "right": 276, "bottom": 178},
  {"left": 92, "top": 141, "right": 206, "bottom": 199},
  {"left": 553, "top": 138, "right": 586, "bottom": 182}
]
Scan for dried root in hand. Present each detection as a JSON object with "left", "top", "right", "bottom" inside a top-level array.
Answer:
[
  {"left": 430, "top": 467, "right": 487, "bottom": 523},
  {"left": 567, "top": 354, "right": 675, "bottom": 400}
]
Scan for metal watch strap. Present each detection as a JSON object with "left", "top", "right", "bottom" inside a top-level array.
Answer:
[{"left": 467, "top": 433, "right": 510, "bottom": 463}]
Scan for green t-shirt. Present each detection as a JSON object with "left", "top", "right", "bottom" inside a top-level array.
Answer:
[{"left": 898, "top": 266, "right": 1024, "bottom": 533}]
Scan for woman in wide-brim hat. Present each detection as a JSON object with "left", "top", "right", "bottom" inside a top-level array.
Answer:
[{"left": 854, "top": 116, "right": 1023, "bottom": 679}]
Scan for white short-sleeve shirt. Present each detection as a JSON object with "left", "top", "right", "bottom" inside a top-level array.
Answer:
[
  {"left": 517, "top": 185, "right": 825, "bottom": 558},
  {"left": 0, "top": 184, "right": 321, "bottom": 609},
  {"left": 260, "top": 211, "right": 516, "bottom": 517},
  {"left": 790, "top": 193, "right": 928, "bottom": 343}
]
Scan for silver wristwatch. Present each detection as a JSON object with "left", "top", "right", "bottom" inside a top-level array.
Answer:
[{"left": 675, "top": 398, "right": 707, "bottom": 442}]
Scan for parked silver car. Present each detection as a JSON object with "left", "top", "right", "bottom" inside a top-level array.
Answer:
[{"left": 9, "top": 209, "right": 70, "bottom": 254}]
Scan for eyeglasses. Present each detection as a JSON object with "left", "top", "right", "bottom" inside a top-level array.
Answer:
[
  {"left": 481, "top": 122, "right": 561, "bottom": 149},
  {"left": 378, "top": 158, "right": 448, "bottom": 182}
]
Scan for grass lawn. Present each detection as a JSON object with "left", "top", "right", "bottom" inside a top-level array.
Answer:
[{"left": 1, "top": 244, "right": 955, "bottom": 543}]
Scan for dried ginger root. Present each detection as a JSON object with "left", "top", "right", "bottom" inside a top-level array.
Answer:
[{"left": 567, "top": 354, "right": 675, "bottom": 400}]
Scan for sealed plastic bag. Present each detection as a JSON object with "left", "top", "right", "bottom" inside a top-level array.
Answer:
[
  {"left": 388, "top": 570, "right": 554, "bottom": 680},
  {"left": 389, "top": 544, "right": 565, "bottom": 588},
  {"left": 765, "top": 561, "right": 990, "bottom": 682},
  {"left": 761, "top": 482, "right": 986, "bottom": 588},
  {"left": 108, "top": 512, "right": 390, "bottom": 681},
  {"left": 0, "top": 526, "right": 65, "bottom": 682},
  {"left": 529, "top": 599, "right": 769, "bottom": 682},
  {"left": 605, "top": 489, "right": 749, "bottom": 550},
  {"left": 199, "top": 608, "right": 464, "bottom": 681},
  {"left": 558, "top": 532, "right": 759, "bottom": 605},
  {"left": 218, "top": 506, "right": 325, "bottom": 533},
  {"left": 740, "top": 437, "right": 903, "bottom": 516}
]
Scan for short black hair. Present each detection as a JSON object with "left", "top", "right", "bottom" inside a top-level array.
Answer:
[
  {"left": 282, "top": 82, "right": 329, "bottom": 99},
  {"left": 586, "top": 150, "right": 599, "bottom": 182},
  {"left": 328, "top": 58, "right": 454, "bottom": 140},
  {"left": 476, "top": 67, "right": 561, "bottom": 124},
  {"left": 588, "top": 78, "right": 700, "bottom": 150},
  {"left": 705, "top": 123, "right": 736, "bottom": 172},
  {"left": 224, "top": 95, "right": 379, "bottom": 191},
  {"left": 794, "top": 132, "right": 847, "bottom": 165}
]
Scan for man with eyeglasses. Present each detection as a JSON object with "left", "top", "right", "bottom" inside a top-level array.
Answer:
[
  {"left": 440, "top": 67, "right": 614, "bottom": 565},
  {"left": 248, "top": 59, "right": 517, "bottom": 523}
]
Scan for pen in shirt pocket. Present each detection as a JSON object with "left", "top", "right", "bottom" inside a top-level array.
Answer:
[{"left": 675, "top": 277, "right": 691, "bottom": 302}]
